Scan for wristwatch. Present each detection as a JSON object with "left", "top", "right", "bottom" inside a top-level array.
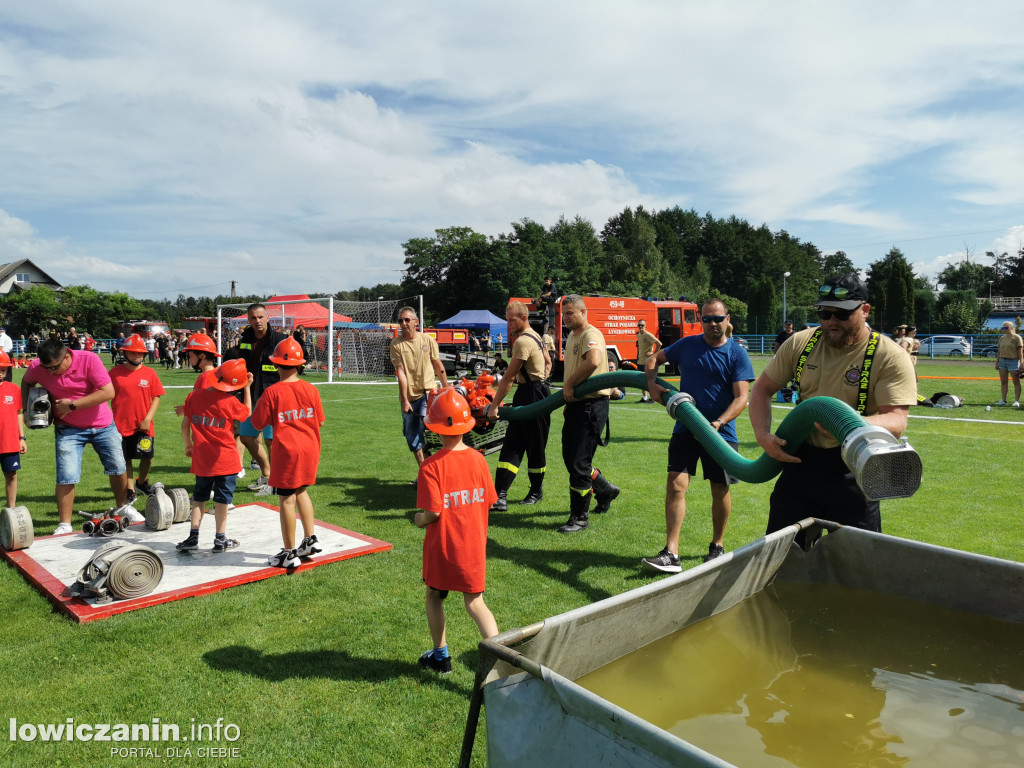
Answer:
[{"left": 68, "top": 401, "right": 77, "bottom": 411}]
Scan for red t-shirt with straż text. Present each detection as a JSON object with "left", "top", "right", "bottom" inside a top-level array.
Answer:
[
  {"left": 183, "top": 388, "right": 249, "bottom": 477},
  {"left": 417, "top": 447, "right": 496, "bottom": 593},
  {"left": 0, "top": 381, "right": 22, "bottom": 454},
  {"left": 250, "top": 379, "right": 324, "bottom": 488},
  {"left": 110, "top": 364, "right": 165, "bottom": 437}
]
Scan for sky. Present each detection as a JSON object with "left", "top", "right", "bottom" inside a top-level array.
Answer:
[{"left": 1, "top": 1, "right": 1023, "bottom": 301}]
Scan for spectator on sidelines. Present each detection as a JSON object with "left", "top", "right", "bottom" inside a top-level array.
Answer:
[
  {"left": 774, "top": 320, "right": 794, "bottom": 353},
  {"left": 0, "top": 326, "right": 12, "bottom": 383},
  {"left": 111, "top": 333, "right": 126, "bottom": 364},
  {"left": 21, "top": 338, "right": 141, "bottom": 535},
  {"left": 994, "top": 321, "right": 1023, "bottom": 407}
]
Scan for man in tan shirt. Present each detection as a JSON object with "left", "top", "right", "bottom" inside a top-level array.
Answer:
[
  {"left": 390, "top": 307, "right": 447, "bottom": 477},
  {"left": 485, "top": 302, "right": 552, "bottom": 510},
  {"left": 749, "top": 274, "right": 917, "bottom": 536},
  {"left": 558, "top": 295, "right": 619, "bottom": 533},
  {"left": 635, "top": 320, "right": 661, "bottom": 403}
]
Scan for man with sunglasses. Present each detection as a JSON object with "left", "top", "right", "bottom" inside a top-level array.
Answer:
[
  {"left": 641, "top": 299, "right": 755, "bottom": 572},
  {"left": 390, "top": 306, "right": 447, "bottom": 479},
  {"left": 21, "top": 338, "right": 139, "bottom": 535},
  {"left": 749, "top": 274, "right": 917, "bottom": 537}
]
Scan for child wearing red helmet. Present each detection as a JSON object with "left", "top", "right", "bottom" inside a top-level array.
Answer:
[
  {"left": 251, "top": 337, "right": 325, "bottom": 568},
  {"left": 414, "top": 386, "right": 499, "bottom": 674},
  {"left": 177, "top": 358, "right": 252, "bottom": 553},
  {"left": 109, "top": 334, "right": 165, "bottom": 503},
  {"left": 0, "top": 351, "right": 27, "bottom": 508}
]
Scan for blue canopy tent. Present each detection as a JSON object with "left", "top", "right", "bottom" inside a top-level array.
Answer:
[{"left": 436, "top": 310, "right": 507, "bottom": 344}]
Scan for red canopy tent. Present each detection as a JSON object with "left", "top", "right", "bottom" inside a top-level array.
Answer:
[{"left": 226, "top": 295, "right": 351, "bottom": 330}]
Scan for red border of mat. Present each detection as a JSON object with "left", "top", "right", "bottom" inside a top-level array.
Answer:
[{"left": 1, "top": 502, "right": 392, "bottom": 623}]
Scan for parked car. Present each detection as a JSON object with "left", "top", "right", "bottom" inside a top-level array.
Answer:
[
  {"left": 732, "top": 337, "right": 749, "bottom": 351},
  {"left": 978, "top": 344, "right": 1000, "bottom": 358},
  {"left": 916, "top": 335, "right": 971, "bottom": 357}
]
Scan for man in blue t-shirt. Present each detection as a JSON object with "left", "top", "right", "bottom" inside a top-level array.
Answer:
[{"left": 641, "top": 299, "right": 755, "bottom": 573}]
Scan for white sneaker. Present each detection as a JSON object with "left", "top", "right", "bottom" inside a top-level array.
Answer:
[
  {"left": 1014, "top": 401, "right": 1020, "bottom": 408},
  {"left": 995, "top": 400, "right": 1007, "bottom": 406},
  {"left": 254, "top": 483, "right": 275, "bottom": 497},
  {"left": 53, "top": 522, "right": 74, "bottom": 536},
  {"left": 249, "top": 459, "right": 260, "bottom": 471},
  {"left": 247, "top": 476, "right": 269, "bottom": 491},
  {"left": 117, "top": 504, "right": 145, "bottom": 523}
]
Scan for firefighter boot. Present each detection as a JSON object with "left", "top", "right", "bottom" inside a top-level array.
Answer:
[
  {"left": 592, "top": 469, "right": 620, "bottom": 514},
  {"left": 490, "top": 492, "right": 508, "bottom": 513},
  {"left": 558, "top": 490, "right": 591, "bottom": 533},
  {"left": 518, "top": 470, "right": 544, "bottom": 505}
]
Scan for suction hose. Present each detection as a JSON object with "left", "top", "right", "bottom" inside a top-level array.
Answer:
[{"left": 495, "top": 370, "right": 921, "bottom": 500}]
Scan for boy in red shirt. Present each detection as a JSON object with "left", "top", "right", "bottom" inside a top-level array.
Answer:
[
  {"left": 109, "top": 334, "right": 165, "bottom": 503},
  {"left": 251, "top": 338, "right": 325, "bottom": 569},
  {"left": 177, "top": 359, "right": 252, "bottom": 553},
  {"left": 414, "top": 387, "right": 499, "bottom": 674},
  {"left": 0, "top": 352, "right": 27, "bottom": 507}
]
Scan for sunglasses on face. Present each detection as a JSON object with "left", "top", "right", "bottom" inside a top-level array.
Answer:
[
  {"left": 399, "top": 318, "right": 416, "bottom": 324},
  {"left": 817, "top": 306, "right": 861, "bottom": 322},
  {"left": 701, "top": 315, "right": 727, "bottom": 324},
  {"left": 818, "top": 284, "right": 857, "bottom": 300}
]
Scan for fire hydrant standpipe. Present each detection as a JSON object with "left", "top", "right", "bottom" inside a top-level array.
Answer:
[{"left": 495, "top": 370, "right": 922, "bottom": 499}]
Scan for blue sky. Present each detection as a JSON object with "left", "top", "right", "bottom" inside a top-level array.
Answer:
[{"left": 1, "top": 1, "right": 1022, "bottom": 300}]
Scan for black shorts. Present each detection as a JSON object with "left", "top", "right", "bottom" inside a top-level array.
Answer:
[
  {"left": 1, "top": 452, "right": 21, "bottom": 473},
  {"left": 667, "top": 432, "right": 738, "bottom": 485},
  {"left": 121, "top": 433, "right": 155, "bottom": 460}
]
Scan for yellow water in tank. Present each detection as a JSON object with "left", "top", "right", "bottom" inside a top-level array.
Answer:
[{"left": 576, "top": 581, "right": 1024, "bottom": 767}]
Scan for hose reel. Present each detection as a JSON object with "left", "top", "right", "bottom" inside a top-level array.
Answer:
[
  {"left": 145, "top": 484, "right": 191, "bottom": 530},
  {"left": 1, "top": 506, "right": 34, "bottom": 551},
  {"left": 70, "top": 541, "right": 164, "bottom": 603}
]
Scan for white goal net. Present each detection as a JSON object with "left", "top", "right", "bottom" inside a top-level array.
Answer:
[{"left": 216, "top": 296, "right": 416, "bottom": 382}]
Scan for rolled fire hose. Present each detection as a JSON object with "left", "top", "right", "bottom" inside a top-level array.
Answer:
[
  {"left": 494, "top": 370, "right": 922, "bottom": 500},
  {"left": 70, "top": 541, "right": 164, "bottom": 603}
]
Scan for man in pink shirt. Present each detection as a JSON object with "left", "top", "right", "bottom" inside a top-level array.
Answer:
[{"left": 22, "top": 338, "right": 140, "bottom": 535}]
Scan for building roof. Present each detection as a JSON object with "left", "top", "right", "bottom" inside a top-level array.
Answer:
[{"left": 0, "top": 258, "right": 63, "bottom": 291}]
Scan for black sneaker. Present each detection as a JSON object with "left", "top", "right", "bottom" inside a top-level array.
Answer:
[
  {"left": 703, "top": 543, "right": 726, "bottom": 563},
  {"left": 641, "top": 548, "right": 682, "bottom": 574},
  {"left": 267, "top": 548, "right": 299, "bottom": 568},
  {"left": 176, "top": 537, "right": 199, "bottom": 552},
  {"left": 212, "top": 537, "right": 239, "bottom": 553},
  {"left": 125, "top": 488, "right": 137, "bottom": 505},
  {"left": 518, "top": 490, "right": 543, "bottom": 505},
  {"left": 135, "top": 478, "right": 154, "bottom": 496},
  {"left": 557, "top": 515, "right": 589, "bottom": 534},
  {"left": 295, "top": 535, "right": 322, "bottom": 558},
  {"left": 418, "top": 650, "right": 452, "bottom": 675}
]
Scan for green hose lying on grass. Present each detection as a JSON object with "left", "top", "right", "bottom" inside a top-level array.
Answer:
[{"left": 493, "top": 370, "right": 922, "bottom": 499}]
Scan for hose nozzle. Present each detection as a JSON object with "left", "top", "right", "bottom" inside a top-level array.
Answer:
[{"left": 841, "top": 425, "right": 922, "bottom": 500}]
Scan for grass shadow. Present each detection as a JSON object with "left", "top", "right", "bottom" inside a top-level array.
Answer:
[
  {"left": 203, "top": 645, "right": 467, "bottom": 695},
  {"left": 320, "top": 474, "right": 417, "bottom": 513},
  {"left": 486, "top": 539, "right": 654, "bottom": 603}
]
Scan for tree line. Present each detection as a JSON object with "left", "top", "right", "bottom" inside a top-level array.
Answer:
[{"left": 2, "top": 207, "right": 1021, "bottom": 338}]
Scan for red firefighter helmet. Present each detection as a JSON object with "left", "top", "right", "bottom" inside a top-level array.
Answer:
[
  {"left": 184, "top": 333, "right": 220, "bottom": 356},
  {"left": 212, "top": 359, "right": 249, "bottom": 392},
  {"left": 121, "top": 334, "right": 148, "bottom": 354},
  {"left": 269, "top": 337, "right": 306, "bottom": 366},
  {"left": 0, "top": 351, "right": 11, "bottom": 369},
  {"left": 424, "top": 386, "right": 475, "bottom": 435}
]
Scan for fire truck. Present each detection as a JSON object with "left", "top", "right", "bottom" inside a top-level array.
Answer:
[
  {"left": 510, "top": 295, "right": 703, "bottom": 370},
  {"left": 385, "top": 327, "right": 493, "bottom": 376}
]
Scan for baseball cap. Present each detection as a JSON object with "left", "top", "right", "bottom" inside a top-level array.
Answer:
[{"left": 815, "top": 273, "right": 868, "bottom": 311}]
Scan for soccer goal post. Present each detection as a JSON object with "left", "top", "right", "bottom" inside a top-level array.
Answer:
[{"left": 216, "top": 296, "right": 419, "bottom": 383}]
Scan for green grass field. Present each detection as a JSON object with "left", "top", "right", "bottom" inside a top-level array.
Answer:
[{"left": 1, "top": 357, "right": 1021, "bottom": 767}]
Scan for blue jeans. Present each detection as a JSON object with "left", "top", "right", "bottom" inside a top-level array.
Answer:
[
  {"left": 55, "top": 422, "right": 127, "bottom": 485},
  {"left": 402, "top": 395, "right": 428, "bottom": 452}
]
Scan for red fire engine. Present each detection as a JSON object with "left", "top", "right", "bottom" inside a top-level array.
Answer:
[{"left": 510, "top": 295, "right": 702, "bottom": 368}]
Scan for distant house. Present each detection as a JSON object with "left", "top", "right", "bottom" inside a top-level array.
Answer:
[{"left": 0, "top": 259, "right": 63, "bottom": 295}]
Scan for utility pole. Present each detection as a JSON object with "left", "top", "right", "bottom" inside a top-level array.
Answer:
[{"left": 230, "top": 280, "right": 237, "bottom": 298}]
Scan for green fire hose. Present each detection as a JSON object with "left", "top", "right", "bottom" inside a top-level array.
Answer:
[{"left": 494, "top": 370, "right": 921, "bottom": 499}]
